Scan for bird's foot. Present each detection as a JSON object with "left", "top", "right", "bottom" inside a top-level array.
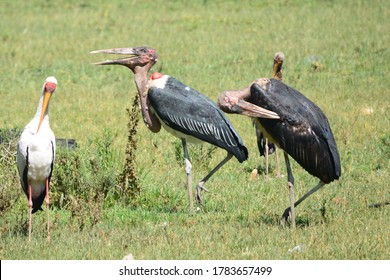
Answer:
[
  {"left": 195, "top": 182, "right": 209, "bottom": 206},
  {"left": 280, "top": 207, "right": 291, "bottom": 226}
]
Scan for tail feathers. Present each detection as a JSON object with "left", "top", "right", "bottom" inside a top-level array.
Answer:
[
  {"left": 326, "top": 138, "right": 341, "bottom": 180},
  {"left": 233, "top": 145, "right": 248, "bottom": 163},
  {"left": 31, "top": 192, "right": 46, "bottom": 214},
  {"left": 32, "top": 206, "right": 44, "bottom": 214},
  {"left": 256, "top": 130, "right": 276, "bottom": 157}
]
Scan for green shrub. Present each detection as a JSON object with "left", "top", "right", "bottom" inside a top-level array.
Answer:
[{"left": 0, "top": 128, "right": 22, "bottom": 215}]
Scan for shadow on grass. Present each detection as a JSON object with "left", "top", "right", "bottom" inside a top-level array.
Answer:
[
  {"left": 244, "top": 165, "right": 279, "bottom": 176},
  {"left": 255, "top": 212, "right": 312, "bottom": 228}
]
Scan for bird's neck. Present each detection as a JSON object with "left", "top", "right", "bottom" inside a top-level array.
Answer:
[
  {"left": 134, "top": 69, "right": 161, "bottom": 133},
  {"left": 217, "top": 86, "right": 251, "bottom": 114}
]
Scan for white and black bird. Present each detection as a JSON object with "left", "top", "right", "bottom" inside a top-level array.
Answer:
[
  {"left": 17, "top": 76, "right": 57, "bottom": 241},
  {"left": 218, "top": 73, "right": 341, "bottom": 228},
  {"left": 91, "top": 46, "right": 278, "bottom": 213}
]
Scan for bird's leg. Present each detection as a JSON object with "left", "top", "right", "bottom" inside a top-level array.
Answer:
[
  {"left": 281, "top": 152, "right": 296, "bottom": 228},
  {"left": 282, "top": 181, "right": 326, "bottom": 219},
  {"left": 265, "top": 138, "right": 269, "bottom": 178},
  {"left": 45, "top": 178, "right": 51, "bottom": 242},
  {"left": 28, "top": 182, "right": 33, "bottom": 242},
  {"left": 195, "top": 153, "right": 233, "bottom": 206},
  {"left": 182, "top": 139, "right": 194, "bottom": 215},
  {"left": 275, "top": 146, "right": 281, "bottom": 177}
]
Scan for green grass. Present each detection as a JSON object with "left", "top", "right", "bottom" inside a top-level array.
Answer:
[{"left": 0, "top": 0, "right": 389, "bottom": 259}]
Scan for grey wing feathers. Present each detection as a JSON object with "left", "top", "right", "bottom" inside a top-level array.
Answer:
[
  {"left": 164, "top": 111, "right": 239, "bottom": 147},
  {"left": 148, "top": 77, "right": 248, "bottom": 162}
]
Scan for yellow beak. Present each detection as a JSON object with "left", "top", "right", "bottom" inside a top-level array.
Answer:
[{"left": 36, "top": 91, "right": 52, "bottom": 133}]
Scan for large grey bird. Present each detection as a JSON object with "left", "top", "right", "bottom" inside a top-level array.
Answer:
[
  {"left": 218, "top": 72, "right": 341, "bottom": 227},
  {"left": 91, "top": 47, "right": 278, "bottom": 213}
]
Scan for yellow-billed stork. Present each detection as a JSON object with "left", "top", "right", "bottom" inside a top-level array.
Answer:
[{"left": 17, "top": 76, "right": 57, "bottom": 241}]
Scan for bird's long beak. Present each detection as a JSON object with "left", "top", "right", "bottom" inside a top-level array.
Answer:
[
  {"left": 37, "top": 82, "right": 56, "bottom": 133},
  {"left": 90, "top": 48, "right": 140, "bottom": 65},
  {"left": 234, "top": 100, "right": 280, "bottom": 119}
]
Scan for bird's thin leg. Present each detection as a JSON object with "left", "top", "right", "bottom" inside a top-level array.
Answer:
[
  {"left": 281, "top": 152, "right": 295, "bottom": 228},
  {"left": 45, "top": 178, "right": 51, "bottom": 242},
  {"left": 195, "top": 153, "right": 233, "bottom": 206},
  {"left": 282, "top": 181, "right": 326, "bottom": 219},
  {"left": 275, "top": 146, "right": 281, "bottom": 177},
  {"left": 182, "top": 139, "right": 194, "bottom": 215},
  {"left": 265, "top": 138, "right": 269, "bottom": 178},
  {"left": 28, "top": 182, "right": 33, "bottom": 242}
]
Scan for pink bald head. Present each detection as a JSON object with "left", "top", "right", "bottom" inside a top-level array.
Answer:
[{"left": 151, "top": 72, "right": 163, "bottom": 80}]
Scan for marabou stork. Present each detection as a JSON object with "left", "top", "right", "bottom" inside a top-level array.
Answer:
[
  {"left": 256, "top": 52, "right": 284, "bottom": 178},
  {"left": 218, "top": 73, "right": 341, "bottom": 228},
  {"left": 91, "top": 46, "right": 278, "bottom": 214},
  {"left": 17, "top": 76, "right": 57, "bottom": 241}
]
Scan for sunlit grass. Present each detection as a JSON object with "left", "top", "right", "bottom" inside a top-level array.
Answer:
[{"left": 0, "top": 0, "right": 389, "bottom": 259}]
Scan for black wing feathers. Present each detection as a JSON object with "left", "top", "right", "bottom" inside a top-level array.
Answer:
[
  {"left": 148, "top": 77, "right": 248, "bottom": 162},
  {"left": 250, "top": 80, "right": 341, "bottom": 182},
  {"left": 21, "top": 146, "right": 29, "bottom": 197}
]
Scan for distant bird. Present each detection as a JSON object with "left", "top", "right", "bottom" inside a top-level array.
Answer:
[
  {"left": 256, "top": 52, "right": 284, "bottom": 178},
  {"left": 218, "top": 73, "right": 341, "bottom": 228},
  {"left": 17, "top": 76, "right": 57, "bottom": 241},
  {"left": 91, "top": 46, "right": 276, "bottom": 214}
]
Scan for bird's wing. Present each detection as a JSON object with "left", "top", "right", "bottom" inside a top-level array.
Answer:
[
  {"left": 17, "top": 129, "right": 31, "bottom": 196},
  {"left": 48, "top": 139, "right": 55, "bottom": 184},
  {"left": 148, "top": 77, "right": 248, "bottom": 162},
  {"left": 251, "top": 80, "right": 341, "bottom": 182}
]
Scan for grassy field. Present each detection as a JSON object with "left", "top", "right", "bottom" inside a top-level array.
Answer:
[{"left": 0, "top": 0, "right": 389, "bottom": 260}]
